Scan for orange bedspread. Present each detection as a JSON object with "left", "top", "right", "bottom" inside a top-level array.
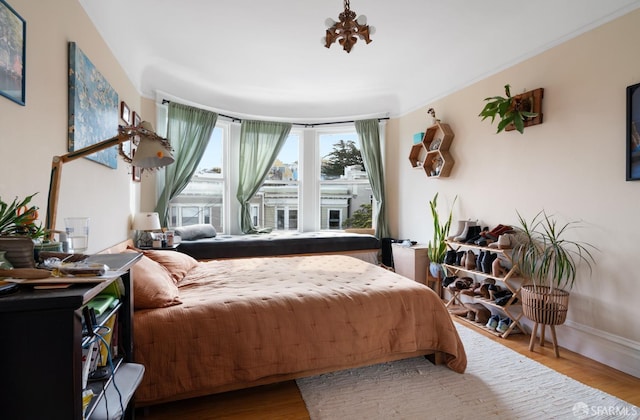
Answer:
[{"left": 133, "top": 255, "right": 467, "bottom": 405}]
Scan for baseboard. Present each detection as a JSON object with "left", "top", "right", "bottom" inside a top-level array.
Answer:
[{"left": 560, "top": 320, "right": 640, "bottom": 378}]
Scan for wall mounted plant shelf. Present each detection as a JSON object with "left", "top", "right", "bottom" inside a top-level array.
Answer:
[
  {"left": 505, "top": 88, "right": 544, "bottom": 132},
  {"left": 479, "top": 85, "right": 544, "bottom": 134}
]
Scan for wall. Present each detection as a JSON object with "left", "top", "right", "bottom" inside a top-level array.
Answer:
[
  {"left": 385, "top": 10, "right": 640, "bottom": 377},
  {"left": 2, "top": 0, "right": 638, "bottom": 377},
  {"left": 0, "top": 0, "right": 144, "bottom": 253}
]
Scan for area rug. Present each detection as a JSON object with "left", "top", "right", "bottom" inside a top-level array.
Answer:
[{"left": 296, "top": 323, "right": 639, "bottom": 419}]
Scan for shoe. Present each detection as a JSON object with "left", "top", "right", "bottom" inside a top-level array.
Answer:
[
  {"left": 442, "top": 276, "right": 457, "bottom": 287},
  {"left": 486, "top": 314, "right": 499, "bottom": 330},
  {"left": 454, "top": 223, "right": 480, "bottom": 242},
  {"left": 447, "top": 220, "right": 467, "bottom": 241},
  {"left": 487, "top": 284, "right": 500, "bottom": 300},
  {"left": 481, "top": 252, "right": 497, "bottom": 274},
  {"left": 465, "top": 226, "right": 488, "bottom": 244},
  {"left": 492, "top": 258, "right": 506, "bottom": 277},
  {"left": 459, "top": 225, "right": 482, "bottom": 243},
  {"left": 484, "top": 225, "right": 513, "bottom": 241},
  {"left": 496, "top": 317, "right": 512, "bottom": 334},
  {"left": 444, "top": 250, "right": 457, "bottom": 265},
  {"left": 451, "top": 220, "right": 478, "bottom": 241},
  {"left": 495, "top": 293, "right": 514, "bottom": 306},
  {"left": 489, "top": 233, "right": 515, "bottom": 249},
  {"left": 455, "top": 251, "right": 465, "bottom": 266},
  {"left": 476, "top": 251, "right": 485, "bottom": 270},
  {"left": 464, "top": 250, "right": 477, "bottom": 270}
]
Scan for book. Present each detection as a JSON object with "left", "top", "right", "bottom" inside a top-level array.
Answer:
[
  {"left": 97, "top": 313, "right": 117, "bottom": 367},
  {"left": 87, "top": 295, "right": 115, "bottom": 316},
  {"left": 81, "top": 341, "right": 96, "bottom": 389}
]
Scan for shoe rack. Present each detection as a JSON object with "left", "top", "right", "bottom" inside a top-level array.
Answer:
[
  {"left": 408, "top": 121, "right": 455, "bottom": 178},
  {"left": 443, "top": 240, "right": 524, "bottom": 338}
]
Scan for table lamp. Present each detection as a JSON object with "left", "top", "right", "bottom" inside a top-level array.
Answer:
[
  {"left": 132, "top": 212, "right": 161, "bottom": 248},
  {"left": 45, "top": 122, "right": 174, "bottom": 237}
]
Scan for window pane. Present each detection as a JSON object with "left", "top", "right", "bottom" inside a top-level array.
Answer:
[
  {"left": 168, "top": 126, "right": 225, "bottom": 232},
  {"left": 181, "top": 207, "right": 199, "bottom": 226},
  {"left": 253, "top": 133, "right": 299, "bottom": 231},
  {"left": 289, "top": 209, "right": 298, "bottom": 229},
  {"left": 319, "top": 132, "right": 372, "bottom": 230}
]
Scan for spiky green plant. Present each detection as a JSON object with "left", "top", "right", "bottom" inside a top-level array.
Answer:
[
  {"left": 0, "top": 193, "right": 46, "bottom": 239},
  {"left": 427, "top": 193, "right": 457, "bottom": 265},
  {"left": 511, "top": 210, "right": 597, "bottom": 290}
]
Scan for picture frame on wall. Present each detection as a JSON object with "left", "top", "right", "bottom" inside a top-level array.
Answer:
[
  {"left": 121, "top": 101, "right": 131, "bottom": 125},
  {"left": 68, "top": 42, "right": 118, "bottom": 169},
  {"left": 131, "top": 148, "right": 142, "bottom": 182},
  {"left": 626, "top": 82, "right": 640, "bottom": 181},
  {"left": 0, "top": 0, "right": 26, "bottom": 106},
  {"left": 132, "top": 111, "right": 141, "bottom": 127}
]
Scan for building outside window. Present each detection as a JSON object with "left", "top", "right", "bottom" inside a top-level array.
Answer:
[
  {"left": 319, "top": 131, "right": 372, "bottom": 230},
  {"left": 168, "top": 125, "right": 225, "bottom": 232},
  {"left": 168, "top": 122, "right": 374, "bottom": 233},
  {"left": 250, "top": 133, "right": 300, "bottom": 231}
]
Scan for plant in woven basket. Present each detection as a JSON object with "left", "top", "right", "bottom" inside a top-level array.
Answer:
[
  {"left": 0, "top": 193, "right": 46, "bottom": 240},
  {"left": 427, "top": 193, "right": 457, "bottom": 278},
  {"left": 511, "top": 210, "right": 597, "bottom": 325}
]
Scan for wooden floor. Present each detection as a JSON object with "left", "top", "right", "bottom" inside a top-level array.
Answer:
[{"left": 138, "top": 316, "right": 640, "bottom": 419}]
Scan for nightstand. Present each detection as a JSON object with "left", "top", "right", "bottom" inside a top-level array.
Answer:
[{"left": 391, "top": 243, "right": 441, "bottom": 297}]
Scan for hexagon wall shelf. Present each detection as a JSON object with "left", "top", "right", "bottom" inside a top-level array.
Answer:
[{"left": 408, "top": 121, "right": 455, "bottom": 178}]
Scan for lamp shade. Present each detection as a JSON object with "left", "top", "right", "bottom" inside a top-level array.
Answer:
[
  {"left": 132, "top": 212, "right": 161, "bottom": 231},
  {"left": 132, "top": 137, "right": 175, "bottom": 168}
]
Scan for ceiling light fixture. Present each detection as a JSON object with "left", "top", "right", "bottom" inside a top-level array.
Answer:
[{"left": 324, "top": 0, "right": 374, "bottom": 53}]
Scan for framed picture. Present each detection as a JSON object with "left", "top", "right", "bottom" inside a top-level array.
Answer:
[
  {"left": 0, "top": 0, "right": 26, "bottom": 106},
  {"left": 120, "top": 101, "right": 131, "bottom": 125},
  {"left": 626, "top": 82, "right": 640, "bottom": 181},
  {"left": 68, "top": 42, "right": 118, "bottom": 169},
  {"left": 132, "top": 111, "right": 141, "bottom": 127},
  {"left": 131, "top": 147, "right": 142, "bottom": 182}
]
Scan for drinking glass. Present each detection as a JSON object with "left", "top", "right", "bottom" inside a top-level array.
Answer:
[{"left": 64, "top": 217, "right": 90, "bottom": 253}]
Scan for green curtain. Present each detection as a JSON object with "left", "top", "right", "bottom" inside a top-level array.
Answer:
[
  {"left": 236, "top": 120, "right": 292, "bottom": 233},
  {"left": 355, "top": 119, "right": 389, "bottom": 239},
  {"left": 155, "top": 103, "right": 218, "bottom": 225}
]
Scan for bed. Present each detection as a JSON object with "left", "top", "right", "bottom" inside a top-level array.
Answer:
[{"left": 119, "top": 246, "right": 467, "bottom": 406}]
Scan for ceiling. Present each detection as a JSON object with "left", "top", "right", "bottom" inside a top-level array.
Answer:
[{"left": 79, "top": 0, "right": 640, "bottom": 123}]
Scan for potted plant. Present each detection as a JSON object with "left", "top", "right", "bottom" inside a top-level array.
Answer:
[
  {"left": 427, "top": 193, "right": 457, "bottom": 279},
  {"left": 0, "top": 193, "right": 46, "bottom": 239},
  {"left": 0, "top": 193, "right": 47, "bottom": 268},
  {"left": 479, "top": 84, "right": 539, "bottom": 134},
  {"left": 511, "top": 210, "right": 597, "bottom": 327}
]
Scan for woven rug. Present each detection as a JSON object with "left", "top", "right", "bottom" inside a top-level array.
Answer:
[{"left": 296, "top": 323, "right": 639, "bottom": 420}]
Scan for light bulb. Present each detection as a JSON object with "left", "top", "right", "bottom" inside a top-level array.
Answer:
[
  {"left": 356, "top": 15, "right": 367, "bottom": 25},
  {"left": 325, "top": 18, "right": 337, "bottom": 28},
  {"left": 369, "top": 26, "right": 376, "bottom": 35}
]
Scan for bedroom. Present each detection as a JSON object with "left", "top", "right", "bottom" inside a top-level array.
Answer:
[{"left": 0, "top": 0, "right": 639, "bottom": 418}]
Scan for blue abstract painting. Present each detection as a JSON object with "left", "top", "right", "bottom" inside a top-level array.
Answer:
[{"left": 68, "top": 42, "right": 118, "bottom": 168}]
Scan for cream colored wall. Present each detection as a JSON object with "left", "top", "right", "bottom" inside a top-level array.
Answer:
[
  {"left": 386, "top": 10, "right": 640, "bottom": 376},
  {"left": 0, "top": 0, "right": 143, "bottom": 253},
  {"left": 1, "top": 0, "right": 638, "bottom": 376}
]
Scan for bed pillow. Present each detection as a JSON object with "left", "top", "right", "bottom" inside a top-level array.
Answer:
[
  {"left": 174, "top": 224, "right": 216, "bottom": 241},
  {"left": 141, "top": 249, "right": 199, "bottom": 284},
  {"left": 127, "top": 251, "right": 182, "bottom": 309}
]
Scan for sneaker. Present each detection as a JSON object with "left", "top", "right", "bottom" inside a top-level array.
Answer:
[
  {"left": 485, "top": 314, "right": 499, "bottom": 330},
  {"left": 496, "top": 317, "right": 512, "bottom": 333}
]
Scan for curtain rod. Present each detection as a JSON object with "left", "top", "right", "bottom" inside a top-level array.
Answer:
[{"left": 161, "top": 99, "right": 388, "bottom": 127}]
